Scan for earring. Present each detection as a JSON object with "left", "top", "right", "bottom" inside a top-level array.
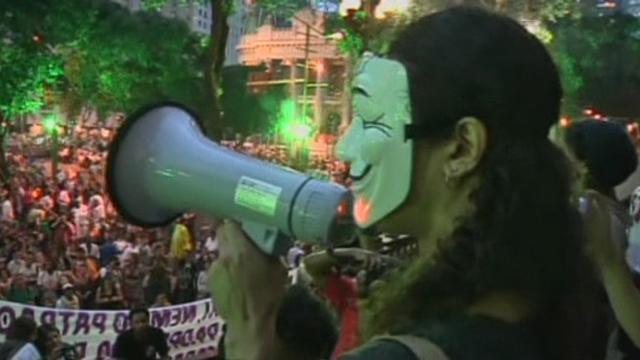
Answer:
[
  {"left": 443, "top": 168, "right": 453, "bottom": 187},
  {"left": 444, "top": 164, "right": 462, "bottom": 187}
]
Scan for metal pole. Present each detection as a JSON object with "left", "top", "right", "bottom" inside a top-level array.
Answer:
[
  {"left": 51, "top": 128, "right": 59, "bottom": 179},
  {"left": 302, "top": 24, "right": 312, "bottom": 120}
]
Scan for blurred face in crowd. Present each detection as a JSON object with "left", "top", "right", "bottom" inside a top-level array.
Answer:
[
  {"left": 47, "top": 328, "right": 62, "bottom": 350},
  {"left": 131, "top": 312, "right": 150, "bottom": 334}
]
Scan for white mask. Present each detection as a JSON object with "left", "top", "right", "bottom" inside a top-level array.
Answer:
[{"left": 336, "top": 53, "right": 413, "bottom": 228}]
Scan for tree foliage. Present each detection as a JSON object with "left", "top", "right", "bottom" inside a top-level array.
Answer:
[
  {"left": 548, "top": 14, "right": 640, "bottom": 116},
  {"left": 1, "top": 0, "right": 205, "bottom": 122},
  {"left": 0, "top": 1, "right": 64, "bottom": 119}
]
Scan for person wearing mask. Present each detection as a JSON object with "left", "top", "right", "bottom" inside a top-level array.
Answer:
[
  {"left": 112, "top": 308, "right": 169, "bottom": 360},
  {"left": 208, "top": 7, "right": 601, "bottom": 360},
  {"left": 0, "top": 316, "right": 41, "bottom": 360}
]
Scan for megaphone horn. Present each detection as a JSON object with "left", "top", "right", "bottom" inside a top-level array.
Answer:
[{"left": 106, "top": 102, "right": 355, "bottom": 255}]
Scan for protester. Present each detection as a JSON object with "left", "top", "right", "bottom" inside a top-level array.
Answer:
[
  {"left": 112, "top": 308, "right": 170, "bottom": 360},
  {"left": 564, "top": 119, "right": 640, "bottom": 357},
  {"left": 209, "top": 7, "right": 603, "bottom": 360},
  {"left": 55, "top": 284, "right": 80, "bottom": 310},
  {"left": 34, "top": 324, "right": 79, "bottom": 360},
  {"left": 0, "top": 316, "right": 41, "bottom": 360}
]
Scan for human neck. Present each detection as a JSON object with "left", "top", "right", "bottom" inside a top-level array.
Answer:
[{"left": 466, "top": 290, "right": 532, "bottom": 323}]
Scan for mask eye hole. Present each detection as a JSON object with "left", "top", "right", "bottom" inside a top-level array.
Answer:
[{"left": 361, "top": 113, "right": 392, "bottom": 138}]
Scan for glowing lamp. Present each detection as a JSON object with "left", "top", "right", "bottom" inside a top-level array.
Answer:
[
  {"left": 289, "top": 123, "right": 312, "bottom": 140},
  {"left": 560, "top": 116, "right": 571, "bottom": 128},
  {"left": 43, "top": 116, "right": 58, "bottom": 134}
]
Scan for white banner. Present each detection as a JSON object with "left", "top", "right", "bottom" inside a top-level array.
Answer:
[{"left": 0, "top": 299, "right": 224, "bottom": 359}]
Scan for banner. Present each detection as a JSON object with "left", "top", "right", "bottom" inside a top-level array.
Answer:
[{"left": 0, "top": 299, "right": 224, "bottom": 359}]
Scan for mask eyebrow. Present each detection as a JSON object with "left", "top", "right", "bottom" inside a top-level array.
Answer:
[{"left": 352, "top": 86, "right": 370, "bottom": 97}]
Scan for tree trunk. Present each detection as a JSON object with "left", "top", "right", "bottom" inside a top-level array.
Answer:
[
  {"left": 202, "top": 0, "right": 231, "bottom": 139},
  {"left": 0, "top": 129, "right": 10, "bottom": 183}
]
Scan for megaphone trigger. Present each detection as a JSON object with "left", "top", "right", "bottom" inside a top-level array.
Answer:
[{"left": 241, "top": 221, "right": 291, "bottom": 256}]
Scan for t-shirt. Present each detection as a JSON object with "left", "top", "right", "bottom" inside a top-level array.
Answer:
[
  {"left": 37, "top": 270, "right": 62, "bottom": 291},
  {"left": 341, "top": 314, "right": 542, "bottom": 360},
  {"left": 170, "top": 224, "right": 193, "bottom": 260},
  {"left": 11, "top": 343, "right": 41, "bottom": 360},
  {"left": 80, "top": 242, "right": 100, "bottom": 259},
  {"left": 2, "top": 199, "right": 14, "bottom": 222},
  {"left": 100, "top": 242, "right": 120, "bottom": 266},
  {"left": 324, "top": 273, "right": 360, "bottom": 360},
  {"left": 112, "top": 328, "right": 169, "bottom": 360},
  {"left": 56, "top": 295, "right": 80, "bottom": 310}
]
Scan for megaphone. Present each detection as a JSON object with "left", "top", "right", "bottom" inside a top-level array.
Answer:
[{"left": 106, "top": 103, "right": 355, "bottom": 255}]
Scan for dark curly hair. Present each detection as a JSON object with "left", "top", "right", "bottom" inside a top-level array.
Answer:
[{"left": 363, "top": 7, "right": 600, "bottom": 360}]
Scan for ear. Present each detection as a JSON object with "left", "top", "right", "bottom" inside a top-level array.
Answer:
[{"left": 444, "top": 117, "right": 488, "bottom": 178}]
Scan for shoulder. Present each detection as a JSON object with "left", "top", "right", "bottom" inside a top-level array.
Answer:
[
  {"left": 12, "top": 343, "right": 41, "bottom": 360},
  {"left": 152, "top": 327, "right": 167, "bottom": 338},
  {"left": 340, "top": 339, "right": 418, "bottom": 360},
  {"left": 116, "top": 330, "right": 135, "bottom": 341}
]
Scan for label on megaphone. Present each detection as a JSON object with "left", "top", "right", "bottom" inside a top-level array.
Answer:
[
  {"left": 106, "top": 102, "right": 356, "bottom": 255},
  {"left": 234, "top": 176, "right": 282, "bottom": 217}
]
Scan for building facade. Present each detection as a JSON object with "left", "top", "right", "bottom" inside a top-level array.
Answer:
[{"left": 237, "top": 8, "right": 346, "bottom": 132}]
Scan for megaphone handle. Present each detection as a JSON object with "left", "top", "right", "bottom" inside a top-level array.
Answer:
[{"left": 241, "top": 221, "right": 293, "bottom": 256}]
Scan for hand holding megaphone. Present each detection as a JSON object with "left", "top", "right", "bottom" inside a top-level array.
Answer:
[{"left": 106, "top": 103, "right": 356, "bottom": 255}]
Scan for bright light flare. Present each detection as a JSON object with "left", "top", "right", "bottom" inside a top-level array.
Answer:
[{"left": 375, "top": 0, "right": 411, "bottom": 19}]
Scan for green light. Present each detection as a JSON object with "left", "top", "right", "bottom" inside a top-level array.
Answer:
[
  {"left": 43, "top": 115, "right": 58, "bottom": 134},
  {"left": 275, "top": 99, "right": 315, "bottom": 142},
  {"left": 288, "top": 123, "right": 312, "bottom": 139}
]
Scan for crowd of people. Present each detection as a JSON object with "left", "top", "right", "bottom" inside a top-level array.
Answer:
[{"left": 0, "top": 120, "right": 349, "bottom": 313}]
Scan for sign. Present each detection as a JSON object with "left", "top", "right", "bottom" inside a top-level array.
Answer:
[{"left": 0, "top": 299, "right": 224, "bottom": 360}]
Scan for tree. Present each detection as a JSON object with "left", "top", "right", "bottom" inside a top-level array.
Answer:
[
  {"left": 326, "top": 0, "right": 580, "bottom": 56},
  {"left": 141, "top": 0, "right": 309, "bottom": 138},
  {"left": 0, "top": 1, "right": 65, "bottom": 180},
  {"left": 0, "top": 0, "right": 205, "bottom": 178},
  {"left": 548, "top": 14, "right": 640, "bottom": 117},
  {"left": 220, "top": 65, "right": 270, "bottom": 135},
  {"left": 60, "top": 1, "right": 205, "bottom": 117}
]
